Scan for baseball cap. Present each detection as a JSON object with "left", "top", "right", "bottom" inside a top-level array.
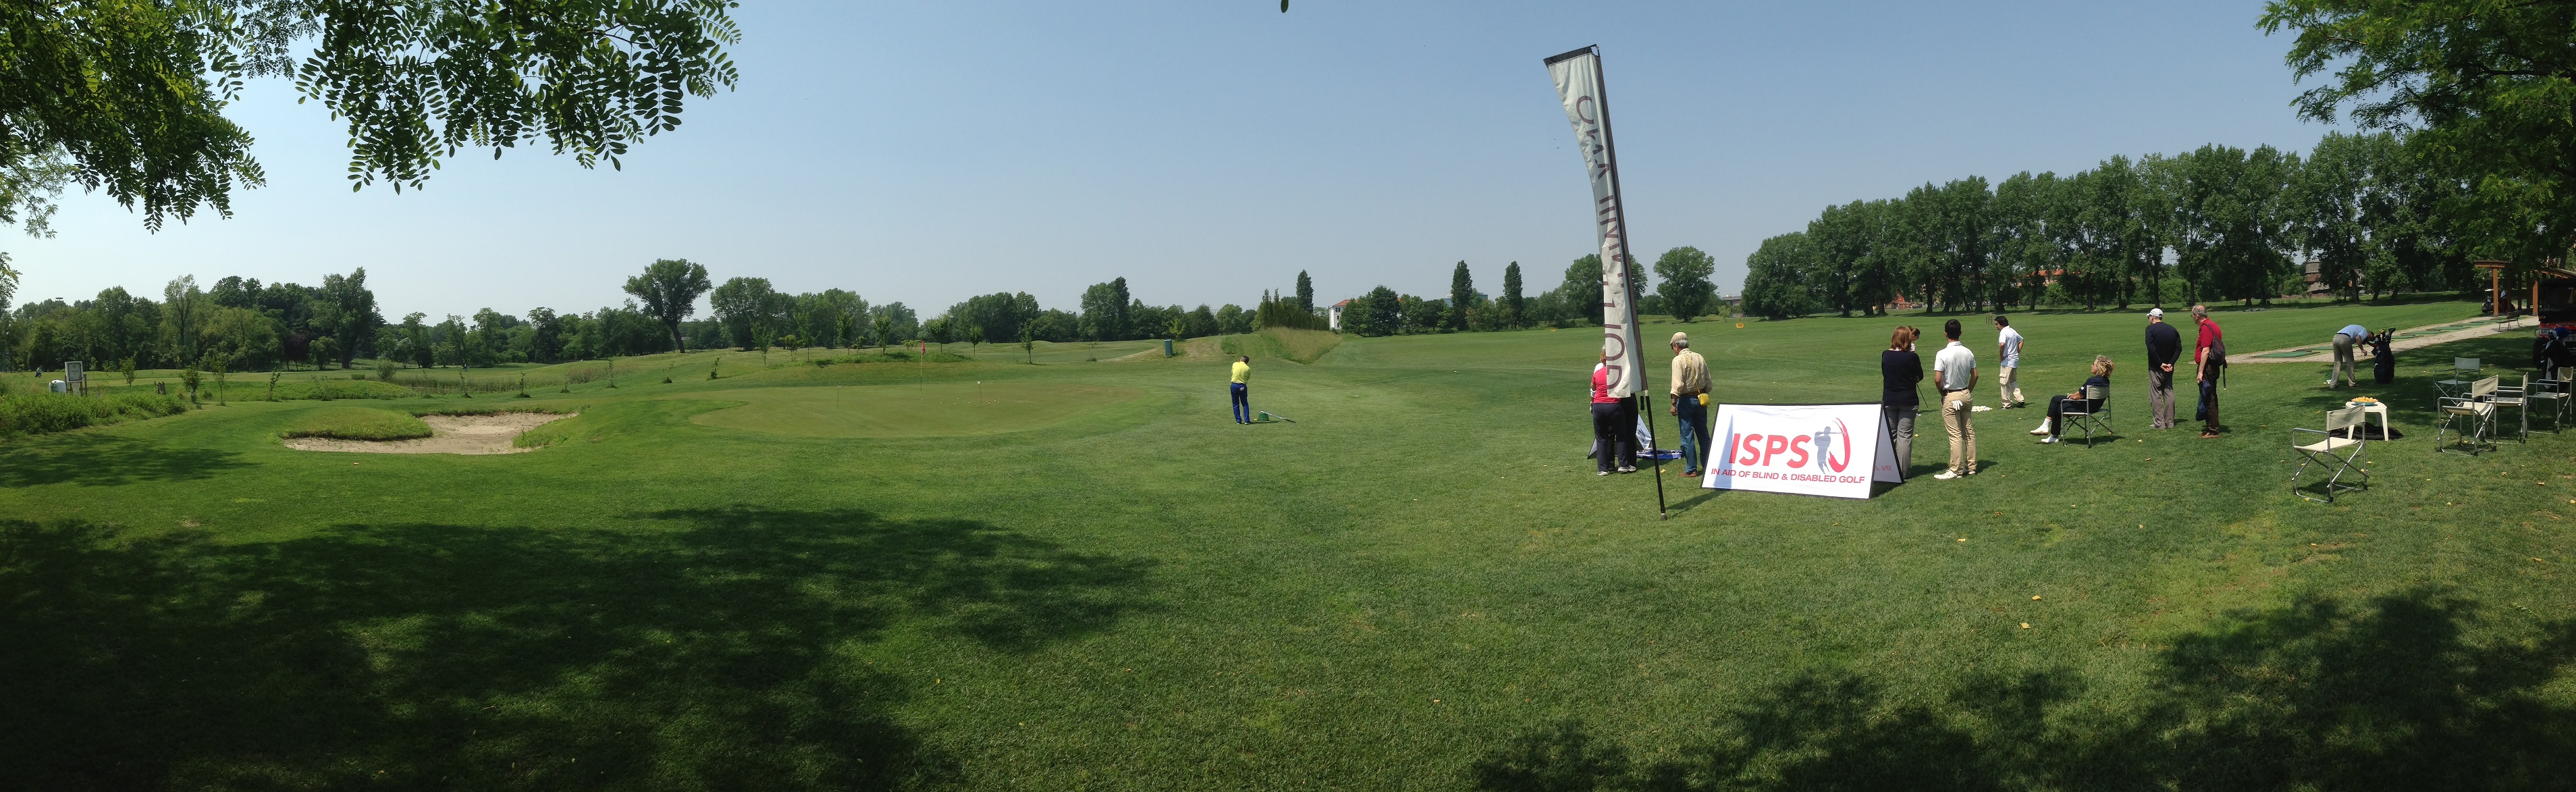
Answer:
[
  {"left": 2147, "top": 308, "right": 2163, "bottom": 318},
  {"left": 1671, "top": 332, "right": 1690, "bottom": 345}
]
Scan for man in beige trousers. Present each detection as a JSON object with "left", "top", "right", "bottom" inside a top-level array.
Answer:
[{"left": 1933, "top": 319, "right": 1979, "bottom": 479}]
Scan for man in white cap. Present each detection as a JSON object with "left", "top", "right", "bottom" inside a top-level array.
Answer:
[
  {"left": 1668, "top": 332, "right": 1713, "bottom": 477},
  {"left": 2143, "top": 308, "right": 2180, "bottom": 429}
]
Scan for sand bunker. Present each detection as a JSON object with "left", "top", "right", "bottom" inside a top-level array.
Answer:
[{"left": 284, "top": 412, "right": 574, "bottom": 455}]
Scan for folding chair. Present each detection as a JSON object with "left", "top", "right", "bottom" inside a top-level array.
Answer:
[
  {"left": 2436, "top": 358, "right": 2481, "bottom": 400},
  {"left": 2436, "top": 376, "right": 2499, "bottom": 455},
  {"left": 2528, "top": 377, "right": 2571, "bottom": 433},
  {"left": 2494, "top": 374, "right": 2531, "bottom": 442},
  {"left": 2057, "top": 385, "right": 2111, "bottom": 448},
  {"left": 2292, "top": 406, "right": 2369, "bottom": 503}
]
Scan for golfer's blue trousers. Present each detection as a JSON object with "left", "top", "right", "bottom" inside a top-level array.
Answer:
[
  {"left": 1675, "top": 398, "right": 1711, "bottom": 472},
  {"left": 1231, "top": 383, "right": 1250, "bottom": 423}
]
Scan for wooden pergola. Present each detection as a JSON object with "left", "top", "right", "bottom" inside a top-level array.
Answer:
[
  {"left": 2474, "top": 260, "right": 2511, "bottom": 315},
  {"left": 2473, "top": 259, "right": 2576, "bottom": 317}
]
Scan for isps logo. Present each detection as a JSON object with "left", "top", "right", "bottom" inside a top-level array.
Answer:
[{"left": 1725, "top": 419, "right": 1853, "bottom": 473}]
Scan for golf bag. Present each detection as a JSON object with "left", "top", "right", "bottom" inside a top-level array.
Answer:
[{"left": 2372, "top": 331, "right": 2395, "bottom": 384}]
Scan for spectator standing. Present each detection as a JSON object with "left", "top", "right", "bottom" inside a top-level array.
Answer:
[
  {"left": 1667, "top": 332, "right": 1713, "bottom": 477},
  {"left": 2552, "top": 329, "right": 2576, "bottom": 382},
  {"left": 2533, "top": 329, "right": 2563, "bottom": 382},
  {"left": 1229, "top": 355, "right": 1253, "bottom": 424},
  {"left": 2029, "top": 356, "right": 2114, "bottom": 443},
  {"left": 2193, "top": 305, "right": 2226, "bottom": 438},
  {"left": 1880, "top": 326, "right": 1923, "bottom": 475},
  {"left": 2330, "top": 323, "right": 2370, "bottom": 388},
  {"left": 2144, "top": 309, "right": 2180, "bottom": 429},
  {"left": 1993, "top": 316, "right": 2026, "bottom": 408},
  {"left": 1591, "top": 354, "right": 1636, "bottom": 475},
  {"left": 1932, "top": 319, "right": 1979, "bottom": 479}
]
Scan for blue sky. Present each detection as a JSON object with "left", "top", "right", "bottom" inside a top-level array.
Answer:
[{"left": 11, "top": 1, "right": 2334, "bottom": 320}]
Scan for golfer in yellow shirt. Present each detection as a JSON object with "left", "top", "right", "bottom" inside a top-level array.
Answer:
[{"left": 1230, "top": 356, "right": 1253, "bottom": 423}]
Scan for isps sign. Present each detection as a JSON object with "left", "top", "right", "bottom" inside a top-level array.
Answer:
[{"left": 1700, "top": 402, "right": 1903, "bottom": 499}]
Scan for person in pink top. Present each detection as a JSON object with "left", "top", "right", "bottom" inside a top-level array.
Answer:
[{"left": 1591, "top": 352, "right": 1636, "bottom": 475}]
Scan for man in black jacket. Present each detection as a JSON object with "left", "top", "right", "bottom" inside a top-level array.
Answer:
[
  {"left": 2143, "top": 309, "right": 2181, "bottom": 429},
  {"left": 2535, "top": 329, "right": 2565, "bottom": 382}
]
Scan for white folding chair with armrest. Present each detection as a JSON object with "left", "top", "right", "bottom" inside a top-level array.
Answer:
[
  {"left": 2529, "top": 377, "right": 2571, "bottom": 433},
  {"left": 2436, "top": 357, "right": 2480, "bottom": 400},
  {"left": 2056, "top": 385, "right": 2112, "bottom": 448},
  {"left": 2436, "top": 376, "right": 2499, "bottom": 456},
  {"left": 2292, "top": 406, "right": 2369, "bottom": 503}
]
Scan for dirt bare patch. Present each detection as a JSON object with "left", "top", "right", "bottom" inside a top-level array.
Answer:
[{"left": 283, "top": 412, "right": 574, "bottom": 455}]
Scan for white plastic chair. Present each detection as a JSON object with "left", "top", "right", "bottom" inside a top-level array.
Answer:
[{"left": 2292, "top": 406, "right": 2369, "bottom": 503}]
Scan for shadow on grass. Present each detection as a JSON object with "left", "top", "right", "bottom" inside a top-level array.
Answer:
[
  {"left": 0, "top": 435, "right": 251, "bottom": 488},
  {"left": 1474, "top": 588, "right": 2576, "bottom": 791},
  {"left": 0, "top": 507, "right": 1156, "bottom": 790}
]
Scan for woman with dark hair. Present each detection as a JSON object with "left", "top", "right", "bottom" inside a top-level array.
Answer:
[
  {"left": 2029, "top": 356, "right": 2114, "bottom": 444},
  {"left": 1591, "top": 352, "right": 1635, "bottom": 475},
  {"left": 1880, "top": 326, "right": 1923, "bottom": 473}
]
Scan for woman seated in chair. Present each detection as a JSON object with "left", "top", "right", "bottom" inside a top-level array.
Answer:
[{"left": 2029, "top": 356, "right": 2114, "bottom": 444}]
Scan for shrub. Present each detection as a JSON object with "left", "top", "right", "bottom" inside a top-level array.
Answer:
[
  {"left": 280, "top": 406, "right": 433, "bottom": 441},
  {"left": 0, "top": 392, "right": 190, "bottom": 438},
  {"left": 267, "top": 379, "right": 415, "bottom": 401}
]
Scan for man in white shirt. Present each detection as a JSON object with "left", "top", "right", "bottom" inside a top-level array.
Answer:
[
  {"left": 1993, "top": 315, "right": 2025, "bottom": 408},
  {"left": 1932, "top": 319, "right": 1979, "bottom": 479}
]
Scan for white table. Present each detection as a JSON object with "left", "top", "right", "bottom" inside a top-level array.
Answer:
[{"left": 2342, "top": 400, "right": 2392, "bottom": 440}]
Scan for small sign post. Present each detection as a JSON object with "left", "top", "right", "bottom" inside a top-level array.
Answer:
[{"left": 63, "top": 361, "right": 84, "bottom": 395}]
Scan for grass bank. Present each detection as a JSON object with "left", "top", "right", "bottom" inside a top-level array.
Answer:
[
  {"left": 1222, "top": 327, "right": 1344, "bottom": 364},
  {"left": 0, "top": 392, "right": 190, "bottom": 438},
  {"left": 279, "top": 406, "right": 434, "bottom": 441}
]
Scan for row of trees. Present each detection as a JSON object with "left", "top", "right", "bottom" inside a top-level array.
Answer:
[
  {"left": 3, "top": 269, "right": 383, "bottom": 375},
  {"left": 3, "top": 249, "right": 1725, "bottom": 373},
  {"left": 1337, "top": 247, "right": 1722, "bottom": 337},
  {"left": 1740, "top": 131, "right": 2496, "bottom": 320}
]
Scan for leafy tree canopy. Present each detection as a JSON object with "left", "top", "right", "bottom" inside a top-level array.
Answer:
[
  {"left": 2263, "top": 0, "right": 2575, "bottom": 265},
  {"left": 1, "top": 0, "right": 741, "bottom": 233}
]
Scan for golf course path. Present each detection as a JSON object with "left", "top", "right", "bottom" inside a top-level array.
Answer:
[{"left": 2236, "top": 315, "right": 2535, "bottom": 363}]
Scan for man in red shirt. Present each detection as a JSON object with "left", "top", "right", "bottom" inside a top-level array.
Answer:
[{"left": 2193, "top": 304, "right": 2226, "bottom": 438}]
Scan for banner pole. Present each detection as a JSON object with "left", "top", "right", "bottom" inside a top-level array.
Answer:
[
  {"left": 1643, "top": 392, "right": 1667, "bottom": 518},
  {"left": 1591, "top": 51, "right": 1665, "bottom": 520}
]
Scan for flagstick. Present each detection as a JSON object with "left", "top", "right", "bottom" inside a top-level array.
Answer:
[{"left": 1590, "top": 48, "right": 1667, "bottom": 521}]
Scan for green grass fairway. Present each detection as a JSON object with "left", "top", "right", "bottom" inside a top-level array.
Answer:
[
  {"left": 6, "top": 300, "right": 2574, "bottom": 790},
  {"left": 669, "top": 382, "right": 1144, "bottom": 438}
]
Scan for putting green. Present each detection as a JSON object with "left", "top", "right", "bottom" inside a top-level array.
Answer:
[{"left": 667, "top": 381, "right": 1142, "bottom": 438}]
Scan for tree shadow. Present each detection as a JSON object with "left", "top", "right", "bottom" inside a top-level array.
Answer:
[
  {"left": 1474, "top": 587, "right": 2576, "bottom": 791},
  {"left": 0, "top": 508, "right": 1156, "bottom": 790},
  {"left": 0, "top": 435, "right": 252, "bottom": 488}
]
